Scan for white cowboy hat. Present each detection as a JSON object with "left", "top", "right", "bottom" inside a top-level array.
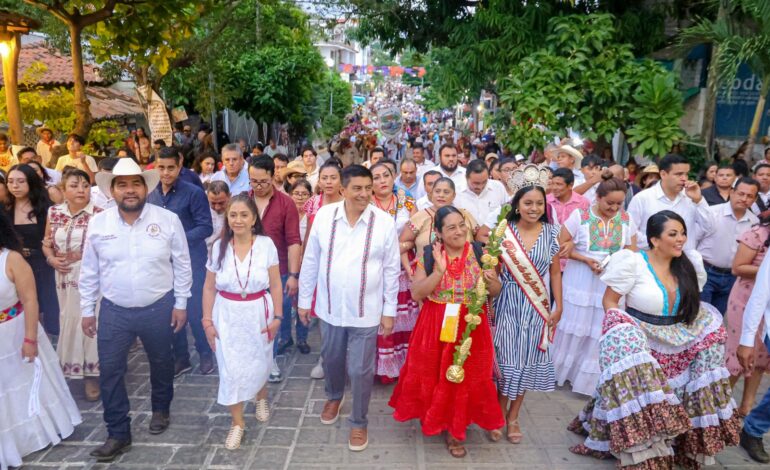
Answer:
[
  {"left": 96, "top": 158, "right": 160, "bottom": 198},
  {"left": 557, "top": 144, "right": 583, "bottom": 169}
]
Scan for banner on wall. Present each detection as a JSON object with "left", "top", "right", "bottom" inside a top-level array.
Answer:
[{"left": 136, "top": 85, "right": 174, "bottom": 146}]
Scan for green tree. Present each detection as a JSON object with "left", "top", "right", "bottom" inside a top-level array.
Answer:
[
  {"left": 310, "top": 72, "right": 353, "bottom": 140},
  {"left": 680, "top": 0, "right": 770, "bottom": 149},
  {"left": 496, "top": 14, "right": 683, "bottom": 157}
]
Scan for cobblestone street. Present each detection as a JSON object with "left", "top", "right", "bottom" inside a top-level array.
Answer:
[{"left": 19, "top": 326, "right": 770, "bottom": 469}]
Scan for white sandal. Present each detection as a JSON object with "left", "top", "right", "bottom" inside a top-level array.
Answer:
[
  {"left": 255, "top": 398, "right": 270, "bottom": 422},
  {"left": 225, "top": 424, "right": 245, "bottom": 450}
]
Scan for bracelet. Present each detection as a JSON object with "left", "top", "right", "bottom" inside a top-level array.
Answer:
[
  {"left": 23, "top": 338, "right": 37, "bottom": 345},
  {"left": 273, "top": 316, "right": 284, "bottom": 321}
]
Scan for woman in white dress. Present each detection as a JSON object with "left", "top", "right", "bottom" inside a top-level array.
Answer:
[
  {"left": 551, "top": 175, "right": 636, "bottom": 395},
  {"left": 202, "top": 194, "right": 283, "bottom": 450},
  {"left": 42, "top": 168, "right": 102, "bottom": 401},
  {"left": 0, "top": 211, "right": 81, "bottom": 469}
]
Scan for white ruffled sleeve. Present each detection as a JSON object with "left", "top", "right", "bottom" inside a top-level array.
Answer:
[
  {"left": 684, "top": 249, "right": 708, "bottom": 292},
  {"left": 599, "top": 249, "right": 639, "bottom": 295}
]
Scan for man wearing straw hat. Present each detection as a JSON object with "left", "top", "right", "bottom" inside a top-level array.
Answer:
[
  {"left": 35, "top": 124, "right": 60, "bottom": 169},
  {"left": 79, "top": 158, "right": 192, "bottom": 462}
]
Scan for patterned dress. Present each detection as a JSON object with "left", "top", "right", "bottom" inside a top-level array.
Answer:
[
  {"left": 48, "top": 203, "right": 102, "bottom": 378},
  {"left": 552, "top": 208, "right": 635, "bottom": 395},
  {"left": 494, "top": 222, "right": 560, "bottom": 399},
  {"left": 725, "top": 224, "right": 770, "bottom": 376},
  {"left": 571, "top": 249, "right": 739, "bottom": 469},
  {"left": 374, "top": 189, "right": 419, "bottom": 380}
]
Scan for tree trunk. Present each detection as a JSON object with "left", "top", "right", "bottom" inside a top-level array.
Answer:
[
  {"left": 2, "top": 35, "right": 24, "bottom": 145},
  {"left": 747, "top": 74, "right": 770, "bottom": 154},
  {"left": 69, "top": 24, "right": 93, "bottom": 139},
  {"left": 701, "top": 44, "right": 718, "bottom": 161}
]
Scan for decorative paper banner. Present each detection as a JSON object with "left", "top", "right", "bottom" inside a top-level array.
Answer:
[
  {"left": 378, "top": 106, "right": 403, "bottom": 138},
  {"left": 136, "top": 85, "right": 173, "bottom": 147},
  {"left": 337, "top": 63, "right": 426, "bottom": 77}
]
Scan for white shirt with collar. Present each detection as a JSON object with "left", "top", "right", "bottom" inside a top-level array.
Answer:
[
  {"left": 298, "top": 201, "right": 401, "bottom": 328},
  {"left": 210, "top": 165, "right": 250, "bottom": 195},
  {"left": 415, "top": 160, "right": 436, "bottom": 178},
  {"left": 627, "top": 182, "right": 712, "bottom": 250},
  {"left": 582, "top": 182, "right": 599, "bottom": 204},
  {"left": 206, "top": 209, "right": 225, "bottom": 254},
  {"left": 416, "top": 195, "right": 432, "bottom": 211},
  {"left": 741, "top": 253, "right": 770, "bottom": 346},
  {"left": 435, "top": 165, "right": 468, "bottom": 192},
  {"left": 752, "top": 189, "right": 770, "bottom": 215},
  {"left": 696, "top": 203, "right": 758, "bottom": 269},
  {"left": 90, "top": 185, "right": 115, "bottom": 210},
  {"left": 453, "top": 179, "right": 509, "bottom": 224},
  {"left": 79, "top": 203, "right": 193, "bottom": 317}
]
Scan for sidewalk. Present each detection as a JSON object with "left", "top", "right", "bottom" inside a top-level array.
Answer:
[{"left": 21, "top": 325, "right": 767, "bottom": 469}]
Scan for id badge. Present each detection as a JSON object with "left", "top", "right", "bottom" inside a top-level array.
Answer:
[{"left": 439, "top": 303, "right": 461, "bottom": 343}]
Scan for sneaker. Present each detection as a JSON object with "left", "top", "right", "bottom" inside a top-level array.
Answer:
[
  {"left": 268, "top": 359, "right": 283, "bottom": 383},
  {"left": 224, "top": 425, "right": 245, "bottom": 450},
  {"left": 297, "top": 340, "right": 310, "bottom": 354},
  {"left": 276, "top": 338, "right": 294, "bottom": 356},
  {"left": 741, "top": 428, "right": 770, "bottom": 463},
  {"left": 320, "top": 398, "right": 343, "bottom": 425},
  {"left": 174, "top": 358, "right": 192, "bottom": 378},
  {"left": 348, "top": 427, "right": 368, "bottom": 451},
  {"left": 255, "top": 398, "right": 270, "bottom": 422},
  {"left": 198, "top": 352, "right": 215, "bottom": 375},
  {"left": 310, "top": 357, "right": 324, "bottom": 379}
]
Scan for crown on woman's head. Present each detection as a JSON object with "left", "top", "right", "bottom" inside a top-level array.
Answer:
[{"left": 507, "top": 164, "right": 550, "bottom": 194}]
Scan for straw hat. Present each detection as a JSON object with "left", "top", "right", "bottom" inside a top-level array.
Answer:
[
  {"left": 557, "top": 144, "right": 583, "bottom": 169},
  {"left": 281, "top": 160, "right": 307, "bottom": 179},
  {"left": 35, "top": 124, "right": 53, "bottom": 136},
  {"left": 636, "top": 164, "right": 660, "bottom": 187},
  {"left": 95, "top": 158, "right": 160, "bottom": 197}
]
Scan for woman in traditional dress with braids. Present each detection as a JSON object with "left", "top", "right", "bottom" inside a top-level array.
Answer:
[
  {"left": 370, "top": 162, "right": 418, "bottom": 382},
  {"left": 570, "top": 210, "right": 739, "bottom": 469},
  {"left": 389, "top": 206, "right": 504, "bottom": 458}
]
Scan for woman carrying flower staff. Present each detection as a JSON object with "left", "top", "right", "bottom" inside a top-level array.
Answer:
[
  {"left": 493, "top": 164, "right": 563, "bottom": 444},
  {"left": 202, "top": 194, "right": 283, "bottom": 450},
  {"left": 389, "top": 206, "right": 504, "bottom": 459}
]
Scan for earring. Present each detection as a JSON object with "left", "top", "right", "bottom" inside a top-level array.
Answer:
[{"left": 514, "top": 208, "right": 520, "bottom": 214}]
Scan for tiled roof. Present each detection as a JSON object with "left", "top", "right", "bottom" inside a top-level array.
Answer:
[
  {"left": 0, "top": 41, "right": 105, "bottom": 87},
  {"left": 87, "top": 86, "right": 143, "bottom": 120}
]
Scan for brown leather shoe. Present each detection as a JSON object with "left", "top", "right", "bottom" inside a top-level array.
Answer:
[
  {"left": 348, "top": 427, "right": 368, "bottom": 451},
  {"left": 84, "top": 377, "right": 100, "bottom": 402},
  {"left": 320, "top": 398, "right": 343, "bottom": 425}
]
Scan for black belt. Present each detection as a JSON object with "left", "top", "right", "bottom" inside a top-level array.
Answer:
[
  {"left": 704, "top": 261, "right": 733, "bottom": 275},
  {"left": 626, "top": 307, "right": 684, "bottom": 326}
]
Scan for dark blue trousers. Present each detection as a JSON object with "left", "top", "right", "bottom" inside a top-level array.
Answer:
[
  {"left": 700, "top": 268, "right": 736, "bottom": 315},
  {"left": 97, "top": 291, "right": 175, "bottom": 440},
  {"left": 173, "top": 255, "right": 211, "bottom": 360}
]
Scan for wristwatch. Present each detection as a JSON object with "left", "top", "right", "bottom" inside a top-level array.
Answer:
[{"left": 288, "top": 272, "right": 300, "bottom": 279}]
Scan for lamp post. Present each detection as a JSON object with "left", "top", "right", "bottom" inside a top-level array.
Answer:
[
  {"left": 0, "top": 11, "right": 39, "bottom": 145},
  {"left": 324, "top": 56, "right": 335, "bottom": 116}
]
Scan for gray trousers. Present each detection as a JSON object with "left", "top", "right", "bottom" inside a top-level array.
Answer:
[{"left": 320, "top": 320, "right": 379, "bottom": 429}]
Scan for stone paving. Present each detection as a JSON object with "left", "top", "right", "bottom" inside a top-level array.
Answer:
[{"left": 19, "top": 324, "right": 770, "bottom": 469}]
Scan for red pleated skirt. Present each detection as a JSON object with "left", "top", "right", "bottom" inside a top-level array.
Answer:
[{"left": 389, "top": 299, "right": 504, "bottom": 440}]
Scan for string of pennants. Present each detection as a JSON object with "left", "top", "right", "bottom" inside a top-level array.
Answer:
[{"left": 337, "top": 63, "right": 427, "bottom": 77}]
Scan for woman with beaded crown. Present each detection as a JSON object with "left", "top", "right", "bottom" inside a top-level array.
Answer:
[{"left": 491, "top": 164, "right": 564, "bottom": 444}]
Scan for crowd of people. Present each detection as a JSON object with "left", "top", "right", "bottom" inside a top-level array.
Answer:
[{"left": 3, "top": 117, "right": 770, "bottom": 470}]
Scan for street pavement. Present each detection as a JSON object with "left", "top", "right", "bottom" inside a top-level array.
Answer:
[{"left": 20, "top": 324, "right": 770, "bottom": 469}]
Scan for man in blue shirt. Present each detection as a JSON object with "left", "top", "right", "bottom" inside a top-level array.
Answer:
[
  {"left": 149, "top": 146, "right": 214, "bottom": 376},
  {"left": 210, "top": 143, "right": 250, "bottom": 195}
]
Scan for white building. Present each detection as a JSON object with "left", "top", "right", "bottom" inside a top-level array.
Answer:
[{"left": 313, "top": 18, "right": 370, "bottom": 82}]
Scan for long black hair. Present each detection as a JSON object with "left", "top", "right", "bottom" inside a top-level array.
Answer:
[
  {"left": 7, "top": 164, "right": 51, "bottom": 222},
  {"left": 0, "top": 210, "right": 22, "bottom": 252},
  {"left": 216, "top": 194, "right": 264, "bottom": 269},
  {"left": 646, "top": 210, "right": 700, "bottom": 324},
  {"left": 506, "top": 185, "right": 548, "bottom": 224}
]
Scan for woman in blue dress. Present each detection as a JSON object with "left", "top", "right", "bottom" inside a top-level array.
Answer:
[{"left": 491, "top": 164, "right": 563, "bottom": 444}]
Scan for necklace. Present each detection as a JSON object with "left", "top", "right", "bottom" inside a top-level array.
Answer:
[
  {"left": 444, "top": 242, "right": 470, "bottom": 280},
  {"left": 232, "top": 237, "right": 254, "bottom": 299},
  {"left": 374, "top": 194, "right": 395, "bottom": 214}
]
